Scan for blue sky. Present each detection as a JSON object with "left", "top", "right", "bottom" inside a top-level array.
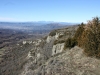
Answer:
[{"left": 0, "top": 0, "right": 100, "bottom": 23}]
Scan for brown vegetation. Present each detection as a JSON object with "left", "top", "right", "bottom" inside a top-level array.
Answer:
[
  {"left": 74, "top": 23, "right": 85, "bottom": 47},
  {"left": 49, "top": 30, "right": 56, "bottom": 36},
  {"left": 80, "top": 17, "right": 100, "bottom": 57},
  {"left": 74, "top": 17, "right": 100, "bottom": 58},
  {"left": 64, "top": 37, "right": 77, "bottom": 49},
  {"left": 64, "top": 17, "right": 100, "bottom": 58}
]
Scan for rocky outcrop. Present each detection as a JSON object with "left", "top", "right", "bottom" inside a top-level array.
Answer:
[
  {"left": 20, "top": 26, "right": 78, "bottom": 75},
  {"left": 22, "top": 41, "right": 27, "bottom": 45},
  {"left": 46, "top": 32, "right": 64, "bottom": 43},
  {"left": 52, "top": 43, "right": 64, "bottom": 56},
  {"left": 20, "top": 26, "right": 100, "bottom": 75},
  {"left": 42, "top": 46, "right": 100, "bottom": 75},
  {"left": 46, "top": 36, "right": 55, "bottom": 43},
  {"left": 20, "top": 46, "right": 100, "bottom": 75}
]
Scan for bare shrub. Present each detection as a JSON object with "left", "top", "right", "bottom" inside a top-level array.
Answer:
[
  {"left": 74, "top": 23, "right": 85, "bottom": 47},
  {"left": 79, "top": 17, "right": 100, "bottom": 57},
  {"left": 64, "top": 37, "right": 77, "bottom": 49},
  {"left": 49, "top": 30, "right": 56, "bottom": 36}
]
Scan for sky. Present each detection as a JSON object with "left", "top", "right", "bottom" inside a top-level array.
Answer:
[{"left": 0, "top": 0, "right": 100, "bottom": 23}]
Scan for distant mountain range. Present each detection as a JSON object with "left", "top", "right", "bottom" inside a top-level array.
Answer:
[
  {"left": 0, "top": 21, "right": 78, "bottom": 25},
  {"left": 0, "top": 21, "right": 79, "bottom": 31}
]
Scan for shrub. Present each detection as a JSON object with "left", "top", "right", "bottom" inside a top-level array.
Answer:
[
  {"left": 74, "top": 23, "right": 85, "bottom": 47},
  {"left": 64, "top": 37, "right": 77, "bottom": 49},
  {"left": 54, "top": 40, "right": 65, "bottom": 45},
  {"left": 79, "top": 17, "right": 100, "bottom": 57},
  {"left": 49, "top": 30, "right": 56, "bottom": 36}
]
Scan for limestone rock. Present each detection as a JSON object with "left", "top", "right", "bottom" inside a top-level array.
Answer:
[{"left": 52, "top": 43, "right": 64, "bottom": 56}]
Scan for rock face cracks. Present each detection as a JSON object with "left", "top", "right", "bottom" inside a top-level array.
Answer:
[{"left": 52, "top": 43, "right": 64, "bottom": 56}]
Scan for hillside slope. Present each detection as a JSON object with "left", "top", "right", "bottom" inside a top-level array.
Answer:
[{"left": 19, "top": 25, "right": 100, "bottom": 75}]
